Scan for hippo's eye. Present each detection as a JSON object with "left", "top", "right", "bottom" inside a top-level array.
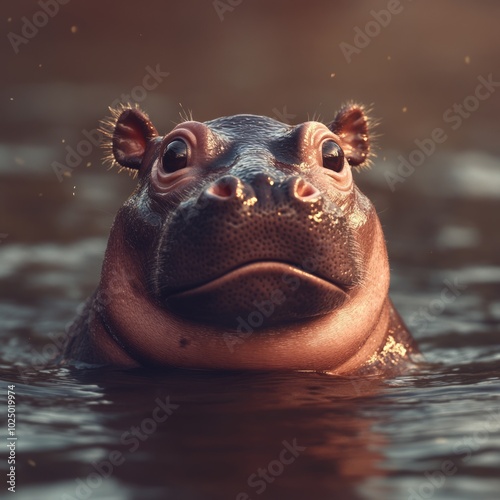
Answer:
[
  {"left": 162, "top": 139, "right": 188, "bottom": 173},
  {"left": 322, "top": 140, "right": 344, "bottom": 173}
]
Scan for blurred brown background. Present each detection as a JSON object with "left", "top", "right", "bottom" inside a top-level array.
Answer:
[
  {"left": 1, "top": 0, "right": 499, "bottom": 247},
  {"left": 3, "top": 0, "right": 500, "bottom": 149}
]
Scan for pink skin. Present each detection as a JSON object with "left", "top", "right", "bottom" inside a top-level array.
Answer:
[
  {"left": 65, "top": 105, "right": 418, "bottom": 373},
  {"left": 91, "top": 212, "right": 390, "bottom": 371}
]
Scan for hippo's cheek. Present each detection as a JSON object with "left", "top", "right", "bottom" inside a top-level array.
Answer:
[{"left": 165, "top": 262, "right": 349, "bottom": 328}]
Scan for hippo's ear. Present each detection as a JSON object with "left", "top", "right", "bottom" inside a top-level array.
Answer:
[
  {"left": 110, "top": 107, "right": 158, "bottom": 170},
  {"left": 327, "top": 104, "right": 372, "bottom": 168}
]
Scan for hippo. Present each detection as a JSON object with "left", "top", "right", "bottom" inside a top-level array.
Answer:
[{"left": 62, "top": 103, "right": 419, "bottom": 374}]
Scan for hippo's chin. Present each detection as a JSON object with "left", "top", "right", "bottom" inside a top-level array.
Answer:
[{"left": 163, "top": 262, "right": 348, "bottom": 328}]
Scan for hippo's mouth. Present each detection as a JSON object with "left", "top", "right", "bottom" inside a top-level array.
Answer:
[{"left": 163, "top": 260, "right": 349, "bottom": 329}]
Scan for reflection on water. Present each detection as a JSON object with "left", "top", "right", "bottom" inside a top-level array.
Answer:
[{"left": 2, "top": 338, "right": 500, "bottom": 500}]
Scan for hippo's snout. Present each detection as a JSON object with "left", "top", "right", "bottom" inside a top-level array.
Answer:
[
  {"left": 154, "top": 171, "right": 360, "bottom": 327},
  {"left": 202, "top": 174, "right": 322, "bottom": 208}
]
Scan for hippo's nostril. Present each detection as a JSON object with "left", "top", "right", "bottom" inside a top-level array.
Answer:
[
  {"left": 291, "top": 178, "right": 321, "bottom": 202},
  {"left": 207, "top": 182, "right": 233, "bottom": 199},
  {"left": 205, "top": 176, "right": 240, "bottom": 200}
]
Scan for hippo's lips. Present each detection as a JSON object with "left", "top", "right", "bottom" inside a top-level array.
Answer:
[
  {"left": 163, "top": 261, "right": 350, "bottom": 328},
  {"left": 168, "top": 261, "right": 348, "bottom": 295}
]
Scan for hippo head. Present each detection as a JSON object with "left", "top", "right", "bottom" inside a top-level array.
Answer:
[{"left": 94, "top": 104, "right": 395, "bottom": 371}]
